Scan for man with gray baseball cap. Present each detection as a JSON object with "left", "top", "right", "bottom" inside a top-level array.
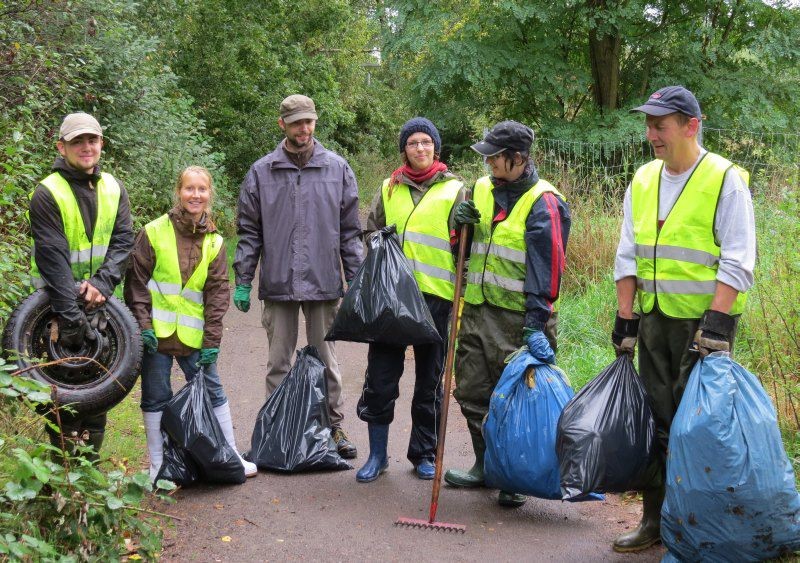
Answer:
[
  {"left": 234, "top": 95, "right": 363, "bottom": 459},
  {"left": 610, "top": 86, "right": 755, "bottom": 552},
  {"left": 28, "top": 111, "right": 134, "bottom": 458}
]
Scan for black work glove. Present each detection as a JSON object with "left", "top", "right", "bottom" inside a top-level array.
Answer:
[
  {"left": 59, "top": 313, "right": 91, "bottom": 349},
  {"left": 454, "top": 200, "right": 481, "bottom": 226},
  {"left": 692, "top": 310, "right": 736, "bottom": 357},
  {"left": 612, "top": 313, "right": 640, "bottom": 358}
]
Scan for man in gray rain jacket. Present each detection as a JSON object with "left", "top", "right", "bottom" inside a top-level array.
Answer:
[{"left": 233, "top": 94, "right": 364, "bottom": 459}]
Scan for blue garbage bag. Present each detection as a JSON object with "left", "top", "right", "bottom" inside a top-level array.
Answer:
[
  {"left": 662, "top": 353, "right": 800, "bottom": 562},
  {"left": 483, "top": 349, "right": 575, "bottom": 499}
]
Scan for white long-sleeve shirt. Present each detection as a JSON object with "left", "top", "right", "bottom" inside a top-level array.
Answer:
[{"left": 614, "top": 149, "right": 756, "bottom": 293}]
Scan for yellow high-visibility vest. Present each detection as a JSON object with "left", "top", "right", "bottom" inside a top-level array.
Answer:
[
  {"left": 382, "top": 177, "right": 463, "bottom": 301},
  {"left": 30, "top": 172, "right": 120, "bottom": 288},
  {"left": 464, "top": 176, "right": 564, "bottom": 312},
  {"left": 145, "top": 214, "right": 223, "bottom": 349},
  {"left": 632, "top": 152, "right": 749, "bottom": 318}
]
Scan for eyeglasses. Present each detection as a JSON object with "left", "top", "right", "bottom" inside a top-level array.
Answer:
[{"left": 405, "top": 140, "right": 435, "bottom": 149}]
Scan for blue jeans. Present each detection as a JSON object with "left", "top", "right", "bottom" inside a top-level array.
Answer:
[{"left": 140, "top": 350, "right": 227, "bottom": 412}]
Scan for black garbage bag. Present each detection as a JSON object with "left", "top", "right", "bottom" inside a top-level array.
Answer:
[
  {"left": 248, "top": 346, "right": 351, "bottom": 472},
  {"left": 156, "top": 433, "right": 200, "bottom": 487},
  {"left": 159, "top": 367, "right": 246, "bottom": 485},
  {"left": 556, "top": 355, "right": 655, "bottom": 499},
  {"left": 325, "top": 225, "right": 442, "bottom": 346}
]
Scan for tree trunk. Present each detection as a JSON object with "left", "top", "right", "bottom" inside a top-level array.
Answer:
[
  {"left": 587, "top": 0, "right": 622, "bottom": 113},
  {"left": 588, "top": 26, "right": 621, "bottom": 112}
]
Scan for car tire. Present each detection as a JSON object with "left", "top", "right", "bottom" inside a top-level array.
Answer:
[{"left": 3, "top": 290, "right": 142, "bottom": 416}]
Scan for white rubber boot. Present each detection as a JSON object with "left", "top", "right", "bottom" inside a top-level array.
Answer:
[
  {"left": 142, "top": 411, "right": 164, "bottom": 482},
  {"left": 213, "top": 402, "right": 257, "bottom": 477}
]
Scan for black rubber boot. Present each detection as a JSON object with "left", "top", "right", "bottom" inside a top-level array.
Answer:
[
  {"left": 613, "top": 487, "right": 664, "bottom": 553},
  {"left": 444, "top": 431, "right": 485, "bottom": 488},
  {"left": 356, "top": 424, "right": 389, "bottom": 483}
]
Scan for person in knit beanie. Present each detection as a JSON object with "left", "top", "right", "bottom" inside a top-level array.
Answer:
[
  {"left": 397, "top": 117, "right": 442, "bottom": 155},
  {"left": 355, "top": 118, "right": 467, "bottom": 484}
]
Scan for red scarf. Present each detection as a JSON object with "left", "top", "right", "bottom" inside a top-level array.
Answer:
[{"left": 389, "top": 160, "right": 448, "bottom": 191}]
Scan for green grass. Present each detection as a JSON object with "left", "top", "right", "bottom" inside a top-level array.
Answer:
[
  {"left": 557, "top": 274, "right": 617, "bottom": 389},
  {"left": 102, "top": 381, "right": 146, "bottom": 472}
]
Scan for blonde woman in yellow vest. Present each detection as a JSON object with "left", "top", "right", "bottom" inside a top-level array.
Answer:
[
  {"left": 443, "top": 121, "right": 571, "bottom": 509},
  {"left": 28, "top": 112, "right": 134, "bottom": 457},
  {"left": 611, "top": 86, "right": 755, "bottom": 553},
  {"left": 125, "top": 166, "right": 256, "bottom": 481},
  {"left": 356, "top": 118, "right": 467, "bottom": 483}
]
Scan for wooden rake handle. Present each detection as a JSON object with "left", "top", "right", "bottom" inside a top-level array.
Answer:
[{"left": 428, "top": 221, "right": 470, "bottom": 524}]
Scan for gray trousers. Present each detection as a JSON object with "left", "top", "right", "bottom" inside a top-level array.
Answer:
[{"left": 261, "top": 299, "right": 344, "bottom": 426}]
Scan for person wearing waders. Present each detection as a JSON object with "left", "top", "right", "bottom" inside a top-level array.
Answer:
[
  {"left": 611, "top": 86, "right": 755, "bottom": 552},
  {"left": 355, "top": 117, "right": 467, "bottom": 482},
  {"left": 444, "top": 121, "right": 571, "bottom": 508},
  {"left": 28, "top": 112, "right": 134, "bottom": 459},
  {"left": 125, "top": 166, "right": 257, "bottom": 481}
]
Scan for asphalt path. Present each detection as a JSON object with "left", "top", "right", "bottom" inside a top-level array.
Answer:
[{"left": 159, "top": 300, "right": 665, "bottom": 562}]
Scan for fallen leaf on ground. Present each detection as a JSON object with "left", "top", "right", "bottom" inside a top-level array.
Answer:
[{"left": 221, "top": 536, "right": 231, "bottom": 542}]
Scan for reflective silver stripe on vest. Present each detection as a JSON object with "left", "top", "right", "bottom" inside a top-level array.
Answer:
[
  {"left": 179, "top": 315, "right": 205, "bottom": 330},
  {"left": 31, "top": 275, "right": 45, "bottom": 289},
  {"left": 408, "top": 259, "right": 456, "bottom": 283},
  {"left": 152, "top": 308, "right": 177, "bottom": 323},
  {"left": 182, "top": 289, "right": 204, "bottom": 304},
  {"left": 147, "top": 279, "right": 182, "bottom": 296},
  {"left": 148, "top": 279, "right": 203, "bottom": 304},
  {"left": 404, "top": 231, "right": 452, "bottom": 253},
  {"left": 634, "top": 244, "right": 719, "bottom": 267},
  {"left": 637, "top": 278, "right": 718, "bottom": 294},
  {"left": 483, "top": 271, "right": 524, "bottom": 292},
  {"left": 152, "top": 308, "right": 205, "bottom": 330},
  {"left": 70, "top": 245, "right": 108, "bottom": 264},
  {"left": 487, "top": 244, "right": 525, "bottom": 264},
  {"left": 467, "top": 272, "right": 483, "bottom": 285},
  {"left": 471, "top": 242, "right": 489, "bottom": 255}
]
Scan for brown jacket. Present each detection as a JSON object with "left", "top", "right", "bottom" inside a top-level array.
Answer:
[{"left": 124, "top": 205, "right": 229, "bottom": 356}]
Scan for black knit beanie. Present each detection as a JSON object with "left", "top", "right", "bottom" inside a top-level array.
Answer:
[{"left": 398, "top": 117, "right": 441, "bottom": 153}]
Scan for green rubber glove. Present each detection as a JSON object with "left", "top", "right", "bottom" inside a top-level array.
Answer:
[
  {"left": 141, "top": 329, "right": 158, "bottom": 354},
  {"left": 198, "top": 347, "right": 219, "bottom": 365},
  {"left": 454, "top": 200, "right": 481, "bottom": 226},
  {"left": 233, "top": 284, "right": 251, "bottom": 312}
]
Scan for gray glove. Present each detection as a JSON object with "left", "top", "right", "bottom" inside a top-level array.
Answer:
[{"left": 86, "top": 306, "right": 108, "bottom": 333}]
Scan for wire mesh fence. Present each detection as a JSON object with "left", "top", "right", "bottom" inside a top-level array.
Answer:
[{"left": 534, "top": 127, "right": 800, "bottom": 200}]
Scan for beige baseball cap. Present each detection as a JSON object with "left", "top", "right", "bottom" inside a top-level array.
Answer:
[
  {"left": 59, "top": 112, "right": 103, "bottom": 141},
  {"left": 279, "top": 95, "right": 318, "bottom": 124}
]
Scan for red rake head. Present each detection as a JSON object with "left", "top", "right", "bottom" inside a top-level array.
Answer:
[{"left": 394, "top": 517, "right": 466, "bottom": 533}]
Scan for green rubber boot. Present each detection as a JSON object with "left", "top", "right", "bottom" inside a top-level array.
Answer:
[
  {"left": 498, "top": 491, "right": 527, "bottom": 507},
  {"left": 444, "top": 433, "right": 485, "bottom": 488},
  {"left": 613, "top": 487, "right": 664, "bottom": 553}
]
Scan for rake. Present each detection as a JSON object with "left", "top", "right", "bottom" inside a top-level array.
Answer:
[{"left": 395, "top": 222, "right": 469, "bottom": 534}]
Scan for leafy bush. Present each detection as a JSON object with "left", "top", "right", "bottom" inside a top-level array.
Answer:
[{"left": 0, "top": 358, "right": 173, "bottom": 559}]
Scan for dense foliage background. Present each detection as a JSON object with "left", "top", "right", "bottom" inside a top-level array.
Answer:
[{"left": 1, "top": 0, "right": 798, "bottom": 556}]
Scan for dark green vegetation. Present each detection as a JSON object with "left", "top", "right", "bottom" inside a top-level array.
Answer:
[{"left": 1, "top": 0, "right": 798, "bottom": 557}]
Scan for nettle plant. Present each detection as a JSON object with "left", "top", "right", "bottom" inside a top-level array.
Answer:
[{"left": 0, "top": 357, "right": 174, "bottom": 560}]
